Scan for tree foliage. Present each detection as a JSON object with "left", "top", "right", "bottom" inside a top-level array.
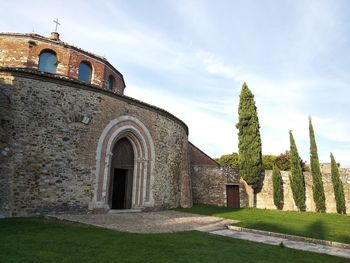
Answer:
[
  {"left": 236, "top": 83, "right": 263, "bottom": 189},
  {"left": 289, "top": 131, "right": 306, "bottom": 211},
  {"left": 309, "top": 117, "right": 326, "bottom": 212},
  {"left": 275, "top": 151, "right": 290, "bottom": 171},
  {"left": 272, "top": 164, "right": 283, "bottom": 209},
  {"left": 216, "top": 153, "right": 239, "bottom": 167},
  {"left": 262, "top": 155, "right": 276, "bottom": 170},
  {"left": 275, "top": 151, "right": 309, "bottom": 172},
  {"left": 216, "top": 153, "right": 275, "bottom": 170},
  {"left": 330, "top": 153, "right": 346, "bottom": 214}
]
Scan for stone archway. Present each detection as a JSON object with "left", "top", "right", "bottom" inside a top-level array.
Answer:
[{"left": 90, "top": 116, "right": 155, "bottom": 210}]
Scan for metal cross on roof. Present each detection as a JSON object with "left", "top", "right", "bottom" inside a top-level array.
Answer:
[{"left": 53, "top": 18, "right": 61, "bottom": 32}]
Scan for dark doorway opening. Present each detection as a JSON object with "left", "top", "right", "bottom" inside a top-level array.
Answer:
[
  {"left": 226, "top": 185, "right": 240, "bottom": 209},
  {"left": 109, "top": 138, "right": 134, "bottom": 209},
  {"left": 112, "top": 168, "right": 128, "bottom": 209}
]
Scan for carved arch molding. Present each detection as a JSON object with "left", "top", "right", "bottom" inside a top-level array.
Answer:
[{"left": 90, "top": 116, "right": 155, "bottom": 210}]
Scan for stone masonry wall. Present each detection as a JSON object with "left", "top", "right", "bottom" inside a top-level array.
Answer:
[
  {"left": 0, "top": 69, "right": 190, "bottom": 217},
  {"left": 248, "top": 167, "right": 350, "bottom": 213},
  {"left": 191, "top": 166, "right": 249, "bottom": 208}
]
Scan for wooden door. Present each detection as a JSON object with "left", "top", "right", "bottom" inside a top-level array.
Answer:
[{"left": 226, "top": 185, "right": 240, "bottom": 208}]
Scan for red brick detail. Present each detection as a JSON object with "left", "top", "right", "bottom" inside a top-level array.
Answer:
[
  {"left": 0, "top": 33, "right": 125, "bottom": 94},
  {"left": 189, "top": 142, "right": 219, "bottom": 166}
]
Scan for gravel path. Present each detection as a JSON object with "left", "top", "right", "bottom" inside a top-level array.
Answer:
[{"left": 51, "top": 210, "right": 237, "bottom": 233}]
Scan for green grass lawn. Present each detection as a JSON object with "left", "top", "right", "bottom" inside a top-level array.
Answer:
[
  {"left": 0, "top": 218, "right": 348, "bottom": 263},
  {"left": 177, "top": 205, "right": 350, "bottom": 244}
]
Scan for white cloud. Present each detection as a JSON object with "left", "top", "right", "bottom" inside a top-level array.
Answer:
[
  {"left": 325, "top": 150, "right": 349, "bottom": 168},
  {"left": 311, "top": 116, "right": 350, "bottom": 143},
  {"left": 196, "top": 51, "right": 247, "bottom": 82},
  {"left": 126, "top": 81, "right": 237, "bottom": 158}
]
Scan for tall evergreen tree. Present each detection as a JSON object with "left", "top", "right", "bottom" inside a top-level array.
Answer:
[
  {"left": 236, "top": 83, "right": 263, "bottom": 190},
  {"left": 272, "top": 164, "right": 283, "bottom": 209},
  {"left": 309, "top": 117, "right": 326, "bottom": 212},
  {"left": 330, "top": 153, "right": 346, "bottom": 214},
  {"left": 289, "top": 131, "right": 306, "bottom": 211}
]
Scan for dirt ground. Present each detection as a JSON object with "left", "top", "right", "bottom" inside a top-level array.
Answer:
[{"left": 51, "top": 210, "right": 236, "bottom": 233}]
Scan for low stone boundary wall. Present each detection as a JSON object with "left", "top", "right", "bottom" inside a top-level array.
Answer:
[
  {"left": 247, "top": 166, "right": 350, "bottom": 213},
  {"left": 190, "top": 165, "right": 251, "bottom": 208}
]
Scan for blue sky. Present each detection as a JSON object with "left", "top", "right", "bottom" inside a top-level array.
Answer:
[{"left": 2, "top": 0, "right": 350, "bottom": 167}]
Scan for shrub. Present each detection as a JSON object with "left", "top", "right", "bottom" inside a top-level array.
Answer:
[
  {"left": 330, "top": 153, "right": 346, "bottom": 214},
  {"left": 272, "top": 164, "right": 283, "bottom": 209},
  {"left": 289, "top": 131, "right": 306, "bottom": 211},
  {"left": 309, "top": 117, "right": 326, "bottom": 212}
]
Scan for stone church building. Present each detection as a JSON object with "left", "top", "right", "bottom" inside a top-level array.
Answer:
[
  {"left": 0, "top": 31, "right": 243, "bottom": 217},
  {"left": 2, "top": 31, "right": 346, "bottom": 218}
]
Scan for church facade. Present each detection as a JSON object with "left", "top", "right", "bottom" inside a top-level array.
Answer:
[{"left": 0, "top": 32, "right": 242, "bottom": 217}]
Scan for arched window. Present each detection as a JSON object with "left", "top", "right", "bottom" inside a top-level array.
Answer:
[
  {"left": 78, "top": 61, "right": 92, "bottom": 84},
  {"left": 106, "top": 75, "right": 115, "bottom": 90},
  {"left": 38, "top": 50, "right": 57, "bottom": 73}
]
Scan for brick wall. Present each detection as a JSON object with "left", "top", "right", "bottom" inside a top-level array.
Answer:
[
  {"left": 0, "top": 33, "right": 125, "bottom": 93},
  {"left": 189, "top": 142, "right": 219, "bottom": 166}
]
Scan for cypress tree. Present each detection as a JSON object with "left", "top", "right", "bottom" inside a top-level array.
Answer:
[
  {"left": 289, "top": 131, "right": 306, "bottom": 211},
  {"left": 272, "top": 164, "right": 283, "bottom": 209},
  {"left": 330, "top": 153, "right": 346, "bottom": 214},
  {"left": 309, "top": 117, "right": 326, "bottom": 212},
  {"left": 236, "top": 83, "right": 263, "bottom": 189}
]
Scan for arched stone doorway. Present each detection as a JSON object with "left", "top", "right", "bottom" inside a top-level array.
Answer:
[
  {"left": 109, "top": 138, "right": 134, "bottom": 209},
  {"left": 90, "top": 116, "right": 155, "bottom": 210}
]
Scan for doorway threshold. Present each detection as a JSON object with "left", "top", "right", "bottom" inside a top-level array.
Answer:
[{"left": 108, "top": 209, "right": 142, "bottom": 214}]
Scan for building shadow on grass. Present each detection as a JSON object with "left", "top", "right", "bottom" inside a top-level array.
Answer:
[
  {"left": 244, "top": 220, "right": 350, "bottom": 244},
  {"left": 306, "top": 220, "right": 327, "bottom": 241}
]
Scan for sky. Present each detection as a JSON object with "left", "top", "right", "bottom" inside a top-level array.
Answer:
[{"left": 1, "top": 0, "right": 350, "bottom": 167}]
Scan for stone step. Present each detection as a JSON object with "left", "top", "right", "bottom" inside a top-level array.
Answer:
[{"left": 108, "top": 209, "right": 142, "bottom": 214}]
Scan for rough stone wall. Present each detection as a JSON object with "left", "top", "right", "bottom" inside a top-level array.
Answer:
[
  {"left": 0, "top": 33, "right": 124, "bottom": 93},
  {"left": 190, "top": 166, "right": 249, "bottom": 207},
  {"left": 0, "top": 84, "right": 13, "bottom": 217},
  {"left": 248, "top": 167, "right": 350, "bottom": 213},
  {"left": 189, "top": 142, "right": 249, "bottom": 208},
  {"left": 0, "top": 69, "right": 190, "bottom": 217}
]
